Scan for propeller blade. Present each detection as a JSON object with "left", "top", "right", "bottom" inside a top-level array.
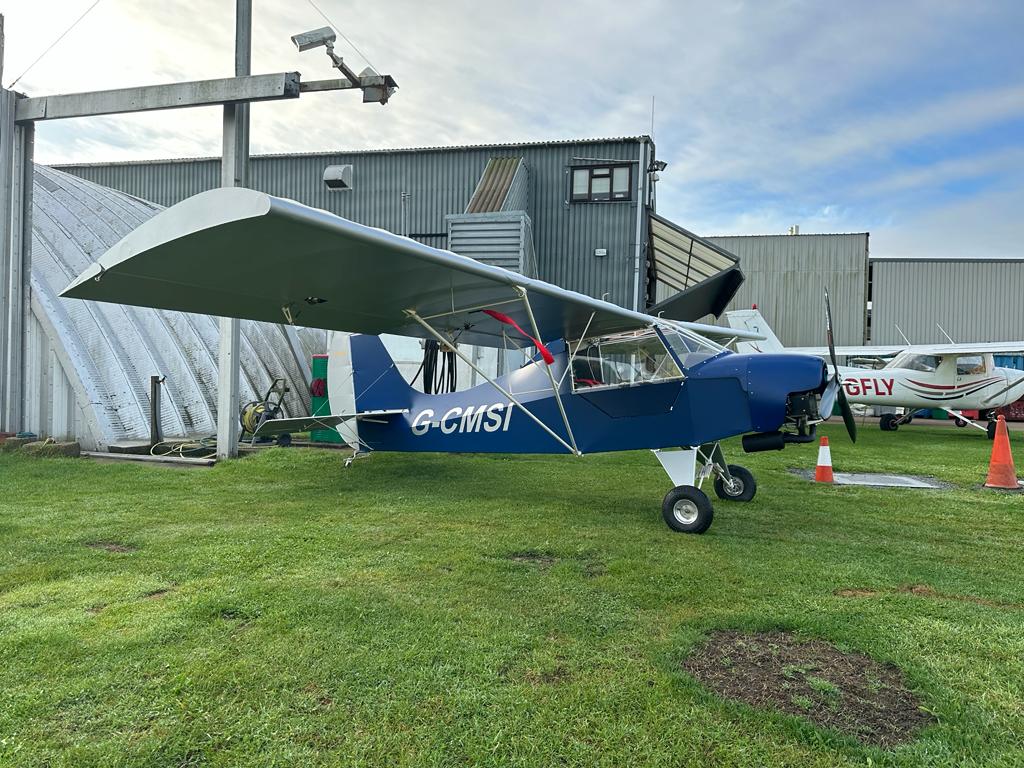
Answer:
[
  {"left": 838, "top": 386, "right": 858, "bottom": 443},
  {"left": 820, "top": 377, "right": 839, "bottom": 418},
  {"left": 823, "top": 287, "right": 840, "bottom": 374}
]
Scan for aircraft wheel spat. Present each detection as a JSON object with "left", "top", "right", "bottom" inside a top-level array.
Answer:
[
  {"left": 815, "top": 436, "right": 835, "bottom": 483},
  {"left": 984, "top": 416, "right": 1020, "bottom": 490}
]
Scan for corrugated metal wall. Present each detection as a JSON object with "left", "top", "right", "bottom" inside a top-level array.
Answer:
[
  {"left": 871, "top": 258, "right": 1024, "bottom": 344},
  {"left": 24, "top": 166, "right": 320, "bottom": 449},
  {"left": 708, "top": 233, "right": 869, "bottom": 347},
  {"left": 57, "top": 138, "right": 652, "bottom": 310}
]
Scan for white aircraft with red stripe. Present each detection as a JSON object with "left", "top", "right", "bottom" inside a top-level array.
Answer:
[{"left": 726, "top": 308, "right": 1024, "bottom": 438}]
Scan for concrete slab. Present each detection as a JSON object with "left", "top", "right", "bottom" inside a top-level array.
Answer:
[
  {"left": 790, "top": 469, "right": 946, "bottom": 489},
  {"left": 832, "top": 473, "right": 942, "bottom": 488}
]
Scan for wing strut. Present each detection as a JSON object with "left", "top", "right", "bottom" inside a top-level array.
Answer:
[
  {"left": 516, "top": 286, "right": 579, "bottom": 455},
  {"left": 404, "top": 309, "right": 580, "bottom": 456}
]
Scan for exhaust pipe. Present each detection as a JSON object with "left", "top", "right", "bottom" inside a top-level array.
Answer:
[{"left": 742, "top": 430, "right": 817, "bottom": 453}]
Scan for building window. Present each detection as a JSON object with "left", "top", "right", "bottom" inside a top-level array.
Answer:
[{"left": 570, "top": 164, "right": 632, "bottom": 203}]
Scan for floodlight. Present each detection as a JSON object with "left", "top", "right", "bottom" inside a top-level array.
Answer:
[
  {"left": 649, "top": 159, "right": 668, "bottom": 172},
  {"left": 291, "top": 27, "right": 337, "bottom": 52}
]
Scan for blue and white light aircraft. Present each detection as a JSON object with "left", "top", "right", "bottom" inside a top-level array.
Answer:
[{"left": 61, "top": 188, "right": 855, "bottom": 533}]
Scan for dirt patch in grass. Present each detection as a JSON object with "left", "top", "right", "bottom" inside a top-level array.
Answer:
[
  {"left": 507, "top": 550, "right": 557, "bottom": 568},
  {"left": 683, "top": 630, "right": 932, "bottom": 748},
  {"left": 836, "top": 584, "right": 1020, "bottom": 609},
  {"left": 524, "top": 665, "right": 571, "bottom": 685},
  {"left": 141, "top": 587, "right": 172, "bottom": 599},
  {"left": 85, "top": 541, "right": 136, "bottom": 553}
]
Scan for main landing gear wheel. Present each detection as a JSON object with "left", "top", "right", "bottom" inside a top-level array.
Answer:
[
  {"left": 713, "top": 465, "right": 757, "bottom": 502},
  {"left": 662, "top": 486, "right": 714, "bottom": 534},
  {"left": 988, "top": 421, "right": 998, "bottom": 440},
  {"left": 879, "top": 413, "right": 900, "bottom": 431},
  {"left": 955, "top": 417, "right": 968, "bottom": 428}
]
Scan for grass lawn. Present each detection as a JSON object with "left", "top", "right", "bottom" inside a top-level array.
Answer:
[{"left": 1, "top": 423, "right": 1022, "bottom": 767}]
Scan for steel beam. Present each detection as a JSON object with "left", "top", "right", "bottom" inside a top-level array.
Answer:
[
  {"left": 215, "top": 0, "right": 251, "bottom": 460},
  {"left": 2, "top": 116, "right": 32, "bottom": 431},
  {"left": 15, "top": 72, "right": 300, "bottom": 123}
]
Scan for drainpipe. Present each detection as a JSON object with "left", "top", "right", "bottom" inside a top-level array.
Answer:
[{"left": 631, "top": 138, "right": 648, "bottom": 312}]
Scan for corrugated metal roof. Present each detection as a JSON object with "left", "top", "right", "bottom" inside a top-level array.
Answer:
[
  {"left": 465, "top": 156, "right": 522, "bottom": 213},
  {"left": 871, "top": 256, "right": 1024, "bottom": 262},
  {"left": 52, "top": 136, "right": 651, "bottom": 168}
]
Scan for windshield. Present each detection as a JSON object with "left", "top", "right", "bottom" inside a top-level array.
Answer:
[
  {"left": 570, "top": 329, "right": 682, "bottom": 390},
  {"left": 892, "top": 353, "right": 942, "bottom": 372},
  {"left": 658, "top": 325, "right": 725, "bottom": 368}
]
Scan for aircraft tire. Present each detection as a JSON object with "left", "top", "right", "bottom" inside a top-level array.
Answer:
[
  {"left": 662, "top": 486, "right": 713, "bottom": 534},
  {"left": 988, "top": 421, "right": 997, "bottom": 440},
  {"left": 880, "top": 413, "right": 899, "bottom": 431},
  {"left": 955, "top": 418, "right": 968, "bottom": 427},
  {"left": 713, "top": 465, "right": 757, "bottom": 502}
]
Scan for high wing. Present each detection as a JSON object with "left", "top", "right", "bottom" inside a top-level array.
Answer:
[{"left": 61, "top": 187, "right": 760, "bottom": 345}]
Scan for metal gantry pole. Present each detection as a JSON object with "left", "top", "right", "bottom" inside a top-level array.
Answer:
[{"left": 215, "top": 0, "right": 251, "bottom": 459}]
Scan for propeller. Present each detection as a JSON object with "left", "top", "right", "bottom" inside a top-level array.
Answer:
[{"left": 822, "top": 288, "right": 857, "bottom": 443}]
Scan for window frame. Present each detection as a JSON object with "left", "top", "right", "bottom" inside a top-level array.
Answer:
[
  {"left": 568, "top": 328, "right": 684, "bottom": 393},
  {"left": 569, "top": 163, "right": 634, "bottom": 203}
]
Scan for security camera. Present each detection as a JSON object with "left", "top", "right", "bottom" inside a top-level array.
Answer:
[
  {"left": 291, "top": 26, "right": 337, "bottom": 52},
  {"left": 323, "top": 165, "right": 353, "bottom": 191}
]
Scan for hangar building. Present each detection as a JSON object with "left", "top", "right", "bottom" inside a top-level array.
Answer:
[{"left": 870, "top": 257, "right": 1024, "bottom": 345}]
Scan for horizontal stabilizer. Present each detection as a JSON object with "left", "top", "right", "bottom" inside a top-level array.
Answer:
[{"left": 251, "top": 410, "right": 405, "bottom": 437}]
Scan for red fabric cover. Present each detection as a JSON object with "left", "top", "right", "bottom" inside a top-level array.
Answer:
[{"left": 482, "top": 309, "right": 555, "bottom": 365}]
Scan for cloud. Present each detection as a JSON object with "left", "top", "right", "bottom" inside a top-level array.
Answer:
[{"left": 6, "top": 0, "right": 1024, "bottom": 260}]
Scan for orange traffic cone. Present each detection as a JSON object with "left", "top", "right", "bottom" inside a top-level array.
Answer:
[
  {"left": 985, "top": 415, "right": 1020, "bottom": 490},
  {"left": 815, "top": 436, "right": 834, "bottom": 483}
]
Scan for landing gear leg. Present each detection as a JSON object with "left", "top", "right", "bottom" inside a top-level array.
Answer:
[{"left": 652, "top": 443, "right": 759, "bottom": 534}]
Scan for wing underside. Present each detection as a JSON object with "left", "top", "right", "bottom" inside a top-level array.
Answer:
[{"left": 60, "top": 188, "right": 759, "bottom": 345}]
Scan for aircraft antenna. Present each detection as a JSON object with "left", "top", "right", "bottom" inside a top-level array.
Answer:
[
  {"left": 936, "top": 323, "right": 956, "bottom": 344},
  {"left": 894, "top": 324, "right": 911, "bottom": 346}
]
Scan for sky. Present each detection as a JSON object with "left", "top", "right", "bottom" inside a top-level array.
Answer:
[{"left": 2, "top": 0, "right": 1023, "bottom": 258}]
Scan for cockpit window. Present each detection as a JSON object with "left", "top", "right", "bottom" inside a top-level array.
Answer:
[
  {"left": 895, "top": 354, "right": 941, "bottom": 372},
  {"left": 570, "top": 329, "right": 682, "bottom": 390},
  {"left": 956, "top": 355, "right": 986, "bottom": 375}
]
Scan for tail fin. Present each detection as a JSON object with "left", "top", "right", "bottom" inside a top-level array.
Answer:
[
  {"left": 348, "top": 334, "right": 415, "bottom": 412},
  {"left": 327, "top": 333, "right": 414, "bottom": 448},
  {"left": 724, "top": 308, "right": 786, "bottom": 354}
]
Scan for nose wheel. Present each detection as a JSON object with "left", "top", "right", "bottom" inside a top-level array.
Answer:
[{"left": 653, "top": 444, "right": 758, "bottom": 534}]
